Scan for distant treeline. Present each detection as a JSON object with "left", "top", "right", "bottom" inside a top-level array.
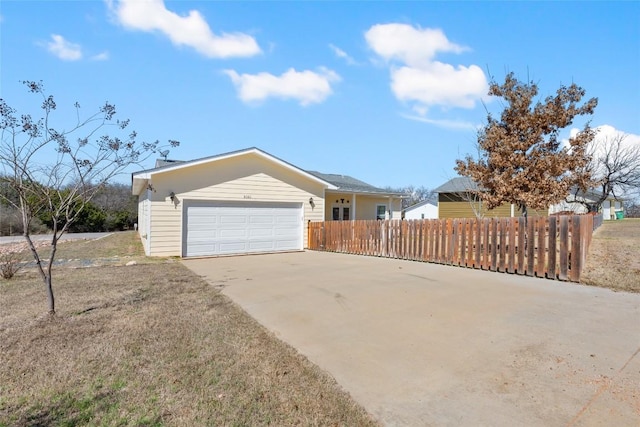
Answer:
[{"left": 0, "top": 181, "right": 137, "bottom": 236}]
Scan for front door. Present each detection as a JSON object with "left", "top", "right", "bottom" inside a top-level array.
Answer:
[{"left": 332, "top": 206, "right": 350, "bottom": 220}]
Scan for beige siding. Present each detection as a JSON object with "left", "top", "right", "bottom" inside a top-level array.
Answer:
[
  {"left": 438, "top": 193, "right": 550, "bottom": 219},
  {"left": 146, "top": 153, "right": 325, "bottom": 256},
  {"left": 438, "top": 193, "right": 511, "bottom": 219},
  {"left": 325, "top": 192, "right": 402, "bottom": 221},
  {"left": 354, "top": 196, "right": 402, "bottom": 220}
]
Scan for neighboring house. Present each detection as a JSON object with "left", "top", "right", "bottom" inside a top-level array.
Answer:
[
  {"left": 548, "top": 188, "right": 600, "bottom": 216},
  {"left": 435, "top": 176, "right": 624, "bottom": 219},
  {"left": 434, "top": 177, "right": 546, "bottom": 219},
  {"left": 403, "top": 198, "right": 438, "bottom": 220},
  {"left": 131, "top": 147, "right": 403, "bottom": 257}
]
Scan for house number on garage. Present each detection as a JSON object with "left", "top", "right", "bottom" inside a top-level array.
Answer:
[{"left": 243, "top": 195, "right": 252, "bottom": 199}]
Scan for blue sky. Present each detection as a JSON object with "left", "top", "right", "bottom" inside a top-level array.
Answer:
[{"left": 1, "top": 1, "right": 638, "bottom": 189}]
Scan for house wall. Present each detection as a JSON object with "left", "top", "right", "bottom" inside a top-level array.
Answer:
[
  {"left": 404, "top": 203, "right": 438, "bottom": 220},
  {"left": 324, "top": 192, "right": 402, "bottom": 220},
  {"left": 603, "top": 199, "right": 624, "bottom": 220},
  {"left": 137, "top": 189, "right": 151, "bottom": 255},
  {"left": 145, "top": 153, "right": 326, "bottom": 256},
  {"left": 549, "top": 200, "right": 588, "bottom": 215},
  {"left": 438, "top": 193, "right": 546, "bottom": 219},
  {"left": 438, "top": 193, "right": 511, "bottom": 219}
]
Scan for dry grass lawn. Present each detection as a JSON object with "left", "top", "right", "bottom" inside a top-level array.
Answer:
[
  {"left": 0, "top": 232, "right": 377, "bottom": 426},
  {"left": 581, "top": 218, "right": 640, "bottom": 292}
]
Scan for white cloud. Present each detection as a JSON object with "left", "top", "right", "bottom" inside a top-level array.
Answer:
[
  {"left": 47, "top": 34, "right": 82, "bottom": 61},
  {"left": 392, "top": 62, "right": 488, "bottom": 109},
  {"left": 91, "top": 51, "right": 110, "bottom": 61},
  {"left": 108, "top": 0, "right": 260, "bottom": 58},
  {"left": 569, "top": 125, "right": 640, "bottom": 150},
  {"left": 365, "top": 23, "right": 466, "bottom": 67},
  {"left": 224, "top": 67, "right": 341, "bottom": 106},
  {"left": 329, "top": 44, "right": 356, "bottom": 65},
  {"left": 365, "top": 23, "right": 488, "bottom": 116}
]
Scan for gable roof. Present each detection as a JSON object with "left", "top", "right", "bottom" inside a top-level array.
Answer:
[
  {"left": 131, "top": 147, "right": 337, "bottom": 195},
  {"left": 433, "top": 177, "right": 480, "bottom": 193},
  {"left": 434, "top": 177, "right": 614, "bottom": 203},
  {"left": 132, "top": 147, "right": 405, "bottom": 197},
  {"left": 306, "top": 171, "right": 403, "bottom": 196},
  {"left": 404, "top": 197, "right": 438, "bottom": 212}
]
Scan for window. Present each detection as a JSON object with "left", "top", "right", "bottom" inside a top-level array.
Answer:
[
  {"left": 332, "top": 207, "right": 340, "bottom": 220},
  {"left": 342, "top": 207, "right": 350, "bottom": 221},
  {"left": 376, "top": 205, "right": 386, "bottom": 220}
]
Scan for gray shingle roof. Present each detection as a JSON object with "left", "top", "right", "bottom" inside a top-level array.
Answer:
[
  {"left": 135, "top": 148, "right": 401, "bottom": 196},
  {"left": 433, "top": 177, "right": 480, "bottom": 193},
  {"left": 306, "top": 171, "right": 402, "bottom": 195}
]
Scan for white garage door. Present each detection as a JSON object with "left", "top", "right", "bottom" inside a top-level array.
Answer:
[{"left": 184, "top": 201, "right": 303, "bottom": 257}]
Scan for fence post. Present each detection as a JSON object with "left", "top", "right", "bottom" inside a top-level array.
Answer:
[{"left": 547, "top": 216, "right": 557, "bottom": 279}]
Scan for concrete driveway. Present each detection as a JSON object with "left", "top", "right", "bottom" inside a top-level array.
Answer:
[{"left": 183, "top": 251, "right": 640, "bottom": 426}]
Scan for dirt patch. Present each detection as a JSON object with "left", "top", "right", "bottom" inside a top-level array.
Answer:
[{"left": 581, "top": 219, "right": 640, "bottom": 292}]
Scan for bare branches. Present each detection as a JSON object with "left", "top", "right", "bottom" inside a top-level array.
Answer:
[
  {"left": 576, "top": 132, "right": 640, "bottom": 209},
  {"left": 0, "top": 80, "right": 179, "bottom": 314}
]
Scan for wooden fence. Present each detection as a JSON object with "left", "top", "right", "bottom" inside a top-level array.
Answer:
[{"left": 308, "top": 214, "right": 599, "bottom": 282}]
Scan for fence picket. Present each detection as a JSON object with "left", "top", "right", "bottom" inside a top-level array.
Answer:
[
  {"left": 308, "top": 214, "right": 594, "bottom": 283},
  {"left": 536, "top": 217, "right": 546, "bottom": 278}
]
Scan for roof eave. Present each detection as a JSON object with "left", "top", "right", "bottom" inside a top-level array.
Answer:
[{"left": 131, "top": 147, "right": 338, "bottom": 190}]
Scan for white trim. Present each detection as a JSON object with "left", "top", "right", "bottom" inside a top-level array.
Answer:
[
  {"left": 181, "top": 200, "right": 303, "bottom": 257},
  {"left": 132, "top": 148, "right": 337, "bottom": 190},
  {"left": 353, "top": 194, "right": 357, "bottom": 220}
]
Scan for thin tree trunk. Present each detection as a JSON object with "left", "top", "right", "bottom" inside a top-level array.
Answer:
[{"left": 45, "top": 274, "right": 55, "bottom": 314}]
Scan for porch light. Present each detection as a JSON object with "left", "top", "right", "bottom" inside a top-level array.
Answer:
[{"left": 309, "top": 197, "right": 315, "bottom": 208}]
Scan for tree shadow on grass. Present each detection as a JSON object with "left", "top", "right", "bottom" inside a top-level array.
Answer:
[{"left": 5, "top": 389, "right": 162, "bottom": 427}]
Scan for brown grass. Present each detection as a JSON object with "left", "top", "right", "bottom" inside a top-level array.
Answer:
[
  {"left": 581, "top": 219, "right": 640, "bottom": 292},
  {"left": 0, "top": 232, "right": 377, "bottom": 426}
]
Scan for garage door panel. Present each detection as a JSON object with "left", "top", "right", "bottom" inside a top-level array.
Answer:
[
  {"left": 275, "top": 239, "right": 299, "bottom": 249},
  {"left": 220, "top": 215, "right": 247, "bottom": 225},
  {"left": 250, "top": 215, "right": 275, "bottom": 224},
  {"left": 185, "top": 202, "right": 302, "bottom": 257},
  {"left": 249, "top": 228, "right": 274, "bottom": 238}
]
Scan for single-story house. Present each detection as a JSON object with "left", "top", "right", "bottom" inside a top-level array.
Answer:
[
  {"left": 434, "top": 177, "right": 547, "bottom": 219},
  {"left": 403, "top": 198, "right": 438, "bottom": 220},
  {"left": 131, "top": 147, "right": 403, "bottom": 257},
  {"left": 434, "top": 176, "right": 623, "bottom": 219}
]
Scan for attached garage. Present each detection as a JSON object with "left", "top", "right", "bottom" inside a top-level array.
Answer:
[
  {"left": 131, "top": 148, "right": 334, "bottom": 257},
  {"left": 183, "top": 201, "right": 303, "bottom": 257},
  {"left": 131, "top": 147, "right": 402, "bottom": 258}
]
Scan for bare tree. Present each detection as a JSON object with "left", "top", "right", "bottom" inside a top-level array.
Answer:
[
  {"left": 0, "top": 80, "right": 178, "bottom": 314},
  {"left": 570, "top": 132, "right": 640, "bottom": 211},
  {"left": 455, "top": 72, "right": 597, "bottom": 218},
  {"left": 386, "top": 185, "right": 435, "bottom": 209}
]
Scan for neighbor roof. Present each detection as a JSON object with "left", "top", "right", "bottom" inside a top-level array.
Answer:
[
  {"left": 306, "top": 171, "right": 403, "bottom": 196},
  {"left": 433, "top": 177, "right": 480, "bottom": 193},
  {"left": 404, "top": 197, "right": 438, "bottom": 211},
  {"left": 435, "top": 177, "right": 613, "bottom": 203}
]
